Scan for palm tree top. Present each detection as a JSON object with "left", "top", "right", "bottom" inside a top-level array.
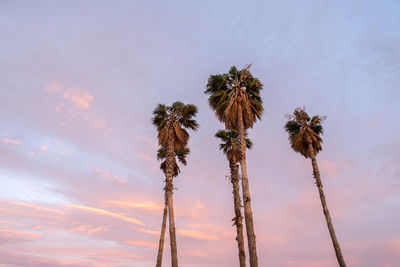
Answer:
[
  {"left": 152, "top": 101, "right": 199, "bottom": 149},
  {"left": 215, "top": 129, "right": 253, "bottom": 163},
  {"left": 205, "top": 65, "right": 264, "bottom": 129},
  {"left": 152, "top": 101, "right": 199, "bottom": 131},
  {"left": 284, "top": 107, "right": 326, "bottom": 158}
]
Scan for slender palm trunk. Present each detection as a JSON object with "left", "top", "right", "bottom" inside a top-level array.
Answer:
[
  {"left": 166, "top": 128, "right": 178, "bottom": 267},
  {"left": 237, "top": 102, "right": 258, "bottom": 267},
  {"left": 156, "top": 191, "right": 168, "bottom": 267},
  {"left": 307, "top": 142, "right": 347, "bottom": 267},
  {"left": 229, "top": 160, "right": 246, "bottom": 267}
]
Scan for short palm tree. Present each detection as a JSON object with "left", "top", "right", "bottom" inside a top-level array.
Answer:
[
  {"left": 215, "top": 129, "right": 253, "bottom": 267},
  {"left": 205, "top": 65, "right": 263, "bottom": 267},
  {"left": 284, "top": 107, "right": 347, "bottom": 267},
  {"left": 156, "top": 147, "right": 190, "bottom": 267},
  {"left": 152, "top": 102, "right": 198, "bottom": 267}
]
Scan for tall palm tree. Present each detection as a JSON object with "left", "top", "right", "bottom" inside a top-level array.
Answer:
[
  {"left": 284, "top": 107, "right": 347, "bottom": 267},
  {"left": 156, "top": 147, "right": 190, "bottom": 267},
  {"left": 205, "top": 65, "right": 263, "bottom": 267},
  {"left": 152, "top": 102, "right": 198, "bottom": 267},
  {"left": 215, "top": 129, "right": 253, "bottom": 267}
]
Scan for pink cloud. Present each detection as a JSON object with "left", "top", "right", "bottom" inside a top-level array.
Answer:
[
  {"left": 137, "top": 228, "right": 160, "bottom": 236},
  {"left": 89, "top": 119, "right": 106, "bottom": 129},
  {"left": 66, "top": 204, "right": 145, "bottom": 226},
  {"left": 319, "top": 160, "right": 351, "bottom": 176},
  {"left": 90, "top": 167, "right": 127, "bottom": 184},
  {"left": 0, "top": 219, "right": 24, "bottom": 226},
  {"left": 45, "top": 81, "right": 62, "bottom": 94},
  {"left": 63, "top": 87, "right": 94, "bottom": 109},
  {"left": 0, "top": 199, "right": 65, "bottom": 215},
  {"left": 55, "top": 101, "right": 64, "bottom": 112},
  {"left": 68, "top": 225, "right": 109, "bottom": 235},
  {"left": 124, "top": 240, "right": 158, "bottom": 248},
  {"left": 0, "top": 228, "right": 42, "bottom": 243},
  {"left": 177, "top": 228, "right": 222, "bottom": 241},
  {"left": 136, "top": 153, "right": 154, "bottom": 162},
  {"left": 1, "top": 137, "right": 21, "bottom": 145},
  {"left": 104, "top": 200, "right": 162, "bottom": 211}
]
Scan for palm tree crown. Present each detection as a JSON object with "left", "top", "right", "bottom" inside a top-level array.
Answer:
[
  {"left": 284, "top": 107, "right": 325, "bottom": 158},
  {"left": 215, "top": 130, "right": 253, "bottom": 163},
  {"left": 205, "top": 65, "right": 264, "bottom": 129},
  {"left": 152, "top": 101, "right": 199, "bottom": 150}
]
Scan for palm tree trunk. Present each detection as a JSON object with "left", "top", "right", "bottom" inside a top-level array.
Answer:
[
  {"left": 237, "top": 102, "right": 258, "bottom": 267},
  {"left": 307, "top": 143, "right": 347, "bottom": 267},
  {"left": 230, "top": 160, "right": 246, "bottom": 267},
  {"left": 166, "top": 128, "right": 178, "bottom": 267},
  {"left": 156, "top": 191, "right": 168, "bottom": 267}
]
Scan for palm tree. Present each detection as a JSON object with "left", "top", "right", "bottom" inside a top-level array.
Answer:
[
  {"left": 152, "top": 102, "right": 198, "bottom": 267},
  {"left": 156, "top": 147, "right": 190, "bottom": 267},
  {"left": 215, "top": 129, "right": 253, "bottom": 267},
  {"left": 205, "top": 65, "right": 263, "bottom": 267},
  {"left": 284, "top": 107, "right": 347, "bottom": 267}
]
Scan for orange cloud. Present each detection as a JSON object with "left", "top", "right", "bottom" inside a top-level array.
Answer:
[
  {"left": 63, "top": 87, "right": 94, "bottom": 109},
  {"left": 0, "top": 219, "right": 24, "bottom": 226},
  {"left": 90, "top": 167, "right": 127, "bottom": 184},
  {"left": 177, "top": 229, "right": 220, "bottom": 240},
  {"left": 0, "top": 229, "right": 41, "bottom": 239},
  {"left": 137, "top": 228, "right": 160, "bottom": 236},
  {"left": 0, "top": 199, "right": 65, "bottom": 215},
  {"left": 105, "top": 200, "right": 162, "bottom": 211},
  {"left": 67, "top": 204, "right": 145, "bottom": 226},
  {"left": 45, "top": 81, "right": 61, "bottom": 94},
  {"left": 68, "top": 225, "right": 109, "bottom": 235},
  {"left": 124, "top": 240, "right": 158, "bottom": 248},
  {"left": 1, "top": 137, "right": 21, "bottom": 145}
]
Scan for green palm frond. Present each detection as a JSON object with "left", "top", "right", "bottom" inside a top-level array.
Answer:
[
  {"left": 284, "top": 107, "right": 325, "bottom": 158},
  {"left": 152, "top": 101, "right": 199, "bottom": 149},
  {"left": 205, "top": 65, "right": 264, "bottom": 129},
  {"left": 215, "top": 129, "right": 252, "bottom": 163}
]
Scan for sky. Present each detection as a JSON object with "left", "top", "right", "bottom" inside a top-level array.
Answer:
[{"left": 0, "top": 0, "right": 399, "bottom": 266}]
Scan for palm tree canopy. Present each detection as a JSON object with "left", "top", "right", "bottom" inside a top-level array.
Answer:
[
  {"left": 157, "top": 147, "right": 190, "bottom": 177},
  {"left": 284, "top": 107, "right": 325, "bottom": 158},
  {"left": 215, "top": 129, "right": 253, "bottom": 163},
  {"left": 152, "top": 102, "right": 199, "bottom": 150},
  {"left": 205, "top": 65, "right": 264, "bottom": 129}
]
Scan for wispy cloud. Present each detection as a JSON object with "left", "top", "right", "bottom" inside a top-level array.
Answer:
[
  {"left": 105, "top": 200, "right": 162, "bottom": 211},
  {"left": 66, "top": 204, "right": 145, "bottom": 226},
  {"left": 124, "top": 240, "right": 158, "bottom": 248},
  {"left": 177, "top": 229, "right": 220, "bottom": 240},
  {"left": 0, "top": 228, "right": 42, "bottom": 240},
  {"left": 1, "top": 138, "right": 21, "bottom": 145},
  {"left": 90, "top": 167, "right": 127, "bottom": 184},
  {"left": 0, "top": 199, "right": 65, "bottom": 215},
  {"left": 45, "top": 81, "right": 62, "bottom": 94},
  {"left": 63, "top": 87, "right": 94, "bottom": 109}
]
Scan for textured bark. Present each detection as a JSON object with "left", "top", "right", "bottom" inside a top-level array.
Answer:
[
  {"left": 307, "top": 141, "right": 347, "bottom": 267},
  {"left": 156, "top": 192, "right": 168, "bottom": 267},
  {"left": 166, "top": 127, "right": 178, "bottom": 267},
  {"left": 230, "top": 160, "right": 246, "bottom": 267},
  {"left": 237, "top": 102, "right": 258, "bottom": 267}
]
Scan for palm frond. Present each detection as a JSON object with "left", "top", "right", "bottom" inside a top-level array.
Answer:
[
  {"left": 205, "top": 65, "right": 264, "bottom": 130},
  {"left": 284, "top": 107, "right": 325, "bottom": 158}
]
